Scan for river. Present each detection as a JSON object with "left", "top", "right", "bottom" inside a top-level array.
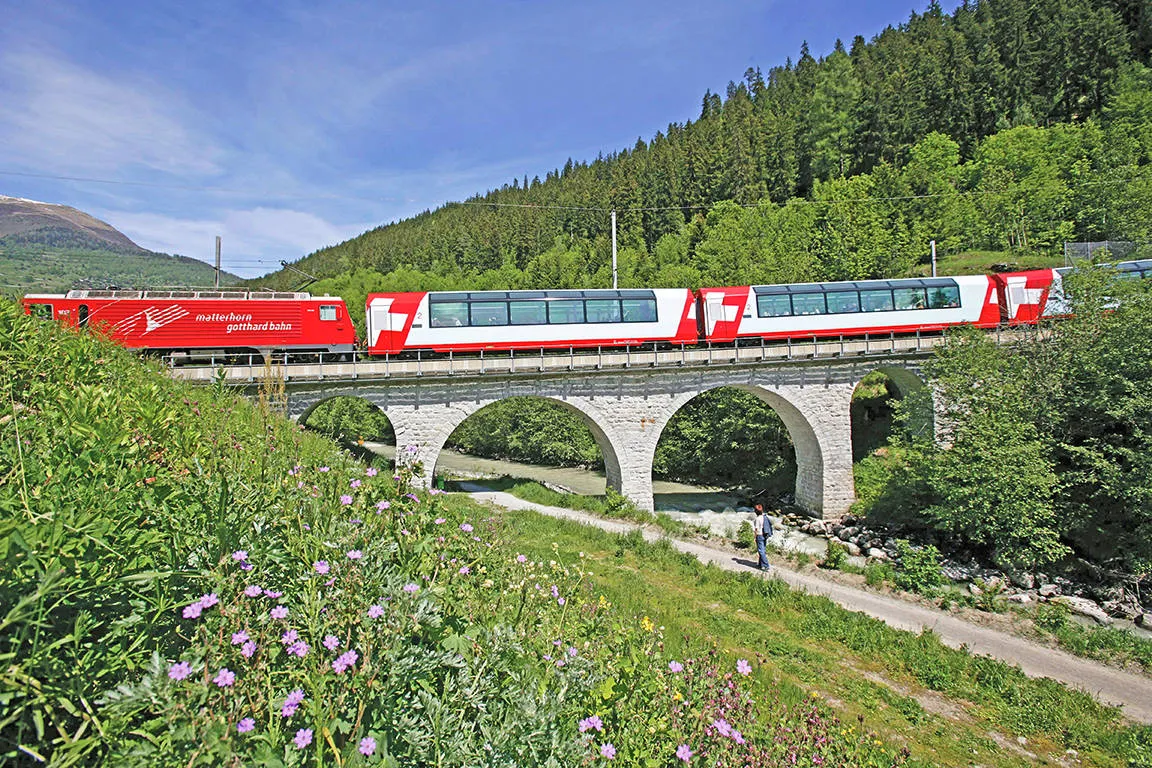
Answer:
[{"left": 364, "top": 442, "right": 758, "bottom": 535}]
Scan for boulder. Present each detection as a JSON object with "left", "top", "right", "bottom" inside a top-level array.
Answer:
[
  {"left": 1052, "top": 596, "right": 1114, "bottom": 626},
  {"left": 1005, "top": 593, "right": 1033, "bottom": 605},
  {"left": 968, "top": 583, "right": 983, "bottom": 596},
  {"left": 1038, "top": 583, "right": 1060, "bottom": 598},
  {"left": 866, "top": 547, "right": 888, "bottom": 561},
  {"left": 1008, "top": 571, "right": 1036, "bottom": 590},
  {"left": 844, "top": 542, "right": 862, "bottom": 557}
]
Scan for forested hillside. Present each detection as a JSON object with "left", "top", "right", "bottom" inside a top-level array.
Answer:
[{"left": 255, "top": 0, "right": 1151, "bottom": 300}]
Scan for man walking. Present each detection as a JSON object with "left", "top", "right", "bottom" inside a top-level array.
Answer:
[{"left": 754, "top": 504, "right": 773, "bottom": 571}]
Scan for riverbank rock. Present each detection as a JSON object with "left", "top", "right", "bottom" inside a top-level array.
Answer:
[
  {"left": 866, "top": 547, "right": 888, "bottom": 560},
  {"left": 844, "top": 542, "right": 862, "bottom": 557},
  {"left": 1038, "top": 583, "right": 1061, "bottom": 598},
  {"left": 1005, "top": 593, "right": 1034, "bottom": 605},
  {"left": 1052, "top": 596, "right": 1114, "bottom": 626}
]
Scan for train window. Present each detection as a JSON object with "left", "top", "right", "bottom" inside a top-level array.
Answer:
[
  {"left": 430, "top": 302, "right": 469, "bottom": 327},
  {"left": 791, "top": 293, "right": 827, "bottom": 315},
  {"left": 928, "top": 286, "right": 961, "bottom": 308},
  {"left": 470, "top": 301, "right": 509, "bottom": 326},
  {"left": 893, "top": 288, "right": 927, "bottom": 310},
  {"left": 621, "top": 298, "right": 657, "bottom": 322},
  {"left": 757, "top": 294, "right": 792, "bottom": 317},
  {"left": 509, "top": 301, "right": 547, "bottom": 325},
  {"left": 548, "top": 300, "right": 585, "bottom": 324},
  {"left": 319, "top": 305, "right": 338, "bottom": 321},
  {"left": 826, "top": 292, "right": 860, "bottom": 314},
  {"left": 30, "top": 303, "right": 53, "bottom": 320},
  {"left": 78, "top": 305, "right": 89, "bottom": 327},
  {"left": 586, "top": 299, "right": 622, "bottom": 323},
  {"left": 860, "top": 290, "right": 894, "bottom": 312}
]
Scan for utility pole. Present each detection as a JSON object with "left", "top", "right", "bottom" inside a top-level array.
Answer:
[
  {"left": 215, "top": 236, "right": 222, "bottom": 288},
  {"left": 930, "top": 239, "right": 937, "bottom": 278},
  {"left": 611, "top": 209, "right": 618, "bottom": 289}
]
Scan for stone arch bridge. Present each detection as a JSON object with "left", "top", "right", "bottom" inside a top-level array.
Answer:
[{"left": 172, "top": 338, "right": 943, "bottom": 518}]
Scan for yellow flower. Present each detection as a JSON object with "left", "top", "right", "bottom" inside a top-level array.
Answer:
[{"left": 641, "top": 616, "right": 655, "bottom": 632}]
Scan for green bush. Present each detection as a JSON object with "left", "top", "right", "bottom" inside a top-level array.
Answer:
[
  {"left": 864, "top": 562, "right": 893, "bottom": 588},
  {"left": 822, "top": 541, "right": 847, "bottom": 570},
  {"left": 892, "top": 540, "right": 945, "bottom": 595},
  {"left": 734, "top": 520, "right": 755, "bottom": 550}
]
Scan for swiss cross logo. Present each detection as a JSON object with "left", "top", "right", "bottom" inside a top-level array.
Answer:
[{"left": 113, "top": 305, "right": 190, "bottom": 335}]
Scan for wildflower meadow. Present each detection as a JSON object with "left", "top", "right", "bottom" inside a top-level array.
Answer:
[{"left": 1, "top": 300, "right": 912, "bottom": 766}]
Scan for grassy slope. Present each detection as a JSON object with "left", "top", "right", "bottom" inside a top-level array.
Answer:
[{"left": 442, "top": 497, "right": 1152, "bottom": 767}]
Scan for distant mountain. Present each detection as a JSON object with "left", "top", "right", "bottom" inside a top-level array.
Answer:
[
  {"left": 0, "top": 195, "right": 240, "bottom": 295},
  {"left": 0, "top": 195, "right": 145, "bottom": 252}
]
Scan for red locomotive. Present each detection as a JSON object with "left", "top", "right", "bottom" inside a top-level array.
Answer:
[{"left": 21, "top": 288, "right": 356, "bottom": 356}]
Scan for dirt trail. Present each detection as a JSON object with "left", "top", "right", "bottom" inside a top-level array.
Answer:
[{"left": 464, "top": 488, "right": 1152, "bottom": 725}]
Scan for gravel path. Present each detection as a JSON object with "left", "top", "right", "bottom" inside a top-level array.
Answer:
[{"left": 464, "top": 488, "right": 1152, "bottom": 724}]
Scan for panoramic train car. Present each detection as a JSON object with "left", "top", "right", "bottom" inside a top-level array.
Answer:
[
  {"left": 364, "top": 288, "right": 697, "bottom": 354},
  {"left": 21, "top": 289, "right": 356, "bottom": 355},
  {"left": 994, "top": 259, "right": 1152, "bottom": 323},
  {"left": 695, "top": 275, "right": 1002, "bottom": 344}
]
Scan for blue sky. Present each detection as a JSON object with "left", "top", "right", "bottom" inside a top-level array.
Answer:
[{"left": 0, "top": 0, "right": 951, "bottom": 278}]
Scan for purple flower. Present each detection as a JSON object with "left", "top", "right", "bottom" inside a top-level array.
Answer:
[
  {"left": 458, "top": 566, "right": 470, "bottom": 575},
  {"left": 281, "top": 629, "right": 298, "bottom": 645},
  {"left": 367, "top": 604, "right": 385, "bottom": 619},
  {"left": 168, "top": 661, "right": 192, "bottom": 681},
  {"left": 313, "top": 560, "right": 330, "bottom": 575},
  {"left": 668, "top": 661, "right": 684, "bottom": 673},
  {"left": 600, "top": 743, "right": 616, "bottom": 760},
  {"left": 736, "top": 658, "right": 751, "bottom": 676},
  {"left": 712, "top": 718, "right": 732, "bottom": 738},
  {"left": 346, "top": 550, "right": 363, "bottom": 560},
  {"left": 270, "top": 606, "right": 288, "bottom": 620},
  {"left": 359, "top": 736, "right": 377, "bottom": 756},
  {"left": 731, "top": 730, "right": 745, "bottom": 745},
  {"left": 459, "top": 523, "right": 473, "bottom": 533},
  {"left": 231, "top": 630, "right": 249, "bottom": 645},
  {"left": 403, "top": 583, "right": 418, "bottom": 594},
  {"left": 294, "top": 728, "right": 313, "bottom": 749},
  {"left": 287, "top": 641, "right": 309, "bottom": 658},
  {"left": 240, "top": 561, "right": 253, "bottom": 571},
  {"left": 237, "top": 717, "right": 255, "bottom": 734},
  {"left": 406, "top": 493, "right": 419, "bottom": 502},
  {"left": 550, "top": 585, "right": 559, "bottom": 598},
  {"left": 263, "top": 589, "right": 283, "bottom": 598},
  {"left": 244, "top": 584, "right": 262, "bottom": 597},
  {"left": 558, "top": 597, "right": 566, "bottom": 606},
  {"left": 568, "top": 647, "right": 578, "bottom": 657},
  {"left": 282, "top": 703, "right": 299, "bottom": 718},
  {"left": 350, "top": 479, "right": 362, "bottom": 489},
  {"left": 376, "top": 500, "right": 390, "bottom": 511},
  {"left": 434, "top": 518, "right": 446, "bottom": 525},
  {"left": 578, "top": 715, "right": 603, "bottom": 733},
  {"left": 285, "top": 689, "right": 306, "bottom": 707},
  {"left": 182, "top": 602, "right": 203, "bottom": 619},
  {"left": 366, "top": 467, "right": 378, "bottom": 477},
  {"left": 350, "top": 518, "right": 363, "bottom": 525},
  {"left": 320, "top": 635, "right": 339, "bottom": 651},
  {"left": 241, "top": 640, "right": 257, "bottom": 658},
  {"left": 213, "top": 668, "right": 236, "bottom": 687},
  {"left": 331, "top": 649, "right": 359, "bottom": 674},
  {"left": 232, "top": 550, "right": 248, "bottom": 561},
  {"left": 676, "top": 744, "right": 693, "bottom": 762},
  {"left": 516, "top": 554, "right": 527, "bottom": 563},
  {"left": 318, "top": 466, "right": 330, "bottom": 473},
  {"left": 198, "top": 593, "right": 219, "bottom": 608},
  {"left": 340, "top": 494, "right": 354, "bottom": 506}
]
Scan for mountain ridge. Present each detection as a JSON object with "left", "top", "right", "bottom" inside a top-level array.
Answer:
[{"left": 0, "top": 194, "right": 146, "bottom": 253}]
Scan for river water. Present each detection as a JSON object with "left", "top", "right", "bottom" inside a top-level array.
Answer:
[{"left": 364, "top": 442, "right": 763, "bottom": 537}]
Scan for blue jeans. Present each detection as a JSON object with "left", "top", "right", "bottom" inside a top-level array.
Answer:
[{"left": 755, "top": 535, "right": 769, "bottom": 569}]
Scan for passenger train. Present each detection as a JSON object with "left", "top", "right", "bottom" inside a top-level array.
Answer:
[{"left": 21, "top": 261, "right": 1150, "bottom": 358}]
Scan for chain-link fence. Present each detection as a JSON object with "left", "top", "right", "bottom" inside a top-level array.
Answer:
[{"left": 1064, "top": 241, "right": 1138, "bottom": 265}]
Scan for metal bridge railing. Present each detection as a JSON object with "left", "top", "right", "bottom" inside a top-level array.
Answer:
[{"left": 160, "top": 328, "right": 1010, "bottom": 385}]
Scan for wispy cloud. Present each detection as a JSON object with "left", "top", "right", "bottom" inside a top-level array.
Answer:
[
  {"left": 101, "top": 208, "right": 373, "bottom": 277},
  {"left": 0, "top": 50, "right": 223, "bottom": 177}
]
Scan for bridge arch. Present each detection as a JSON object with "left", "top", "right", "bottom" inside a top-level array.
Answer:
[{"left": 643, "top": 382, "right": 847, "bottom": 516}]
